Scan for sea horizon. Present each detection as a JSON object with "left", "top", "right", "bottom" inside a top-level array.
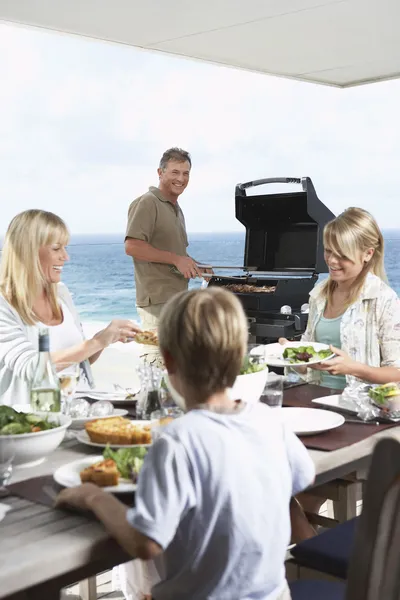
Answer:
[
  {"left": 1, "top": 230, "right": 400, "bottom": 327},
  {"left": 2, "top": 229, "right": 400, "bottom": 245},
  {"left": 69, "top": 228, "right": 400, "bottom": 240}
]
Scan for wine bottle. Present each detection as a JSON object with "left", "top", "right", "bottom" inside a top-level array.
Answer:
[{"left": 30, "top": 328, "right": 61, "bottom": 412}]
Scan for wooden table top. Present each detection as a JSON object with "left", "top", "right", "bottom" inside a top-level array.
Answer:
[{"left": 2, "top": 384, "right": 399, "bottom": 599}]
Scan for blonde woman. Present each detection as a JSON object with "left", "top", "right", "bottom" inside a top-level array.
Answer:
[
  {"left": 56, "top": 288, "right": 315, "bottom": 600},
  {"left": 0, "top": 209, "right": 140, "bottom": 406},
  {"left": 282, "top": 207, "right": 400, "bottom": 540}
]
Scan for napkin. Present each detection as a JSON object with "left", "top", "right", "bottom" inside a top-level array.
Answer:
[{"left": 0, "top": 501, "right": 11, "bottom": 522}]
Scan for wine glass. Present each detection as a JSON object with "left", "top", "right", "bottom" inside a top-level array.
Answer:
[
  {"left": 246, "top": 343, "right": 267, "bottom": 369},
  {"left": 0, "top": 438, "right": 15, "bottom": 498},
  {"left": 57, "top": 363, "right": 80, "bottom": 415}
]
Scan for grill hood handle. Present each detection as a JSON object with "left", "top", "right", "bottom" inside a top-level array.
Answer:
[{"left": 237, "top": 177, "right": 303, "bottom": 190}]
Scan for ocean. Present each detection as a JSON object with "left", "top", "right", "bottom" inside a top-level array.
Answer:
[{"left": 63, "top": 231, "right": 400, "bottom": 327}]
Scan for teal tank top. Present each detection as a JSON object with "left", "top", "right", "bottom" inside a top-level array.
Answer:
[{"left": 314, "top": 315, "right": 346, "bottom": 391}]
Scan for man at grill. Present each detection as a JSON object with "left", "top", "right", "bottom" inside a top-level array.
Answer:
[{"left": 124, "top": 148, "right": 203, "bottom": 365}]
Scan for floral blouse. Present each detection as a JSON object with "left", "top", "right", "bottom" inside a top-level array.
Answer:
[{"left": 302, "top": 273, "right": 400, "bottom": 386}]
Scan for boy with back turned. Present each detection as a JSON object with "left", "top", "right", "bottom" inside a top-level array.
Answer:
[{"left": 56, "top": 287, "right": 315, "bottom": 600}]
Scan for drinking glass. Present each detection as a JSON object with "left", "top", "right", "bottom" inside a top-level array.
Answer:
[
  {"left": 58, "top": 363, "right": 80, "bottom": 415},
  {"left": 0, "top": 438, "right": 15, "bottom": 497},
  {"left": 260, "top": 373, "right": 283, "bottom": 408}
]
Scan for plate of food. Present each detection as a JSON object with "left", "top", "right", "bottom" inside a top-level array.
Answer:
[
  {"left": 76, "top": 416, "right": 153, "bottom": 448},
  {"left": 263, "top": 342, "right": 335, "bottom": 368},
  {"left": 53, "top": 445, "right": 148, "bottom": 492},
  {"left": 281, "top": 407, "right": 345, "bottom": 436},
  {"left": 368, "top": 383, "right": 400, "bottom": 414}
]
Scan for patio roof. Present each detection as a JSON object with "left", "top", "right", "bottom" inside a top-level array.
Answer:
[{"left": 0, "top": 0, "right": 399, "bottom": 88}]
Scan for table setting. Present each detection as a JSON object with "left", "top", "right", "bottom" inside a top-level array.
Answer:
[
  {"left": 3, "top": 351, "right": 400, "bottom": 600},
  {"left": 2, "top": 349, "right": 400, "bottom": 505}
]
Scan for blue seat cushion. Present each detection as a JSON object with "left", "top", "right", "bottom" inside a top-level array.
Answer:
[
  {"left": 290, "top": 517, "right": 358, "bottom": 579},
  {"left": 290, "top": 579, "right": 346, "bottom": 600}
]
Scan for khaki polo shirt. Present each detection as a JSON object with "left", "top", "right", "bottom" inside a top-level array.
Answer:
[{"left": 126, "top": 187, "right": 189, "bottom": 307}]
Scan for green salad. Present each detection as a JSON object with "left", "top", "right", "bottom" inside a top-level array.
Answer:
[
  {"left": 103, "top": 445, "right": 147, "bottom": 481},
  {"left": 368, "top": 383, "right": 400, "bottom": 406},
  {"left": 0, "top": 406, "right": 59, "bottom": 435},
  {"left": 240, "top": 355, "right": 267, "bottom": 375},
  {"left": 282, "top": 346, "right": 332, "bottom": 364}
]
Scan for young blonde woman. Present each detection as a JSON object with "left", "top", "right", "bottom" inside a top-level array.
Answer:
[
  {"left": 0, "top": 209, "right": 140, "bottom": 405},
  {"left": 56, "top": 288, "right": 315, "bottom": 600},
  {"left": 283, "top": 207, "right": 400, "bottom": 540}
]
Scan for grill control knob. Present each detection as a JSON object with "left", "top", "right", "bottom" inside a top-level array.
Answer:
[
  {"left": 301, "top": 303, "right": 310, "bottom": 314},
  {"left": 280, "top": 305, "right": 292, "bottom": 315}
]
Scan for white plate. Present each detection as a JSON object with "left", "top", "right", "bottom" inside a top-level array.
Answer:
[
  {"left": 76, "top": 426, "right": 152, "bottom": 449},
  {"left": 263, "top": 342, "right": 335, "bottom": 368},
  {"left": 280, "top": 407, "right": 345, "bottom": 436},
  {"left": 75, "top": 384, "right": 140, "bottom": 401},
  {"left": 75, "top": 392, "right": 139, "bottom": 407},
  {"left": 53, "top": 455, "right": 137, "bottom": 493},
  {"left": 312, "top": 393, "right": 400, "bottom": 423},
  {"left": 69, "top": 408, "right": 129, "bottom": 430},
  {"left": 311, "top": 394, "right": 356, "bottom": 413}
]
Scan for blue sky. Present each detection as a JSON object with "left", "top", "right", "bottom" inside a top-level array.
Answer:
[{"left": 1, "top": 22, "right": 400, "bottom": 235}]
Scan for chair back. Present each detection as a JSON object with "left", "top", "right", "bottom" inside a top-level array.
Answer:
[{"left": 346, "top": 438, "right": 400, "bottom": 600}]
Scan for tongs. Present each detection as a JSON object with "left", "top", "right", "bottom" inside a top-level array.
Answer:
[
  {"left": 199, "top": 264, "right": 257, "bottom": 271},
  {"left": 197, "top": 264, "right": 256, "bottom": 279},
  {"left": 172, "top": 264, "right": 256, "bottom": 285}
]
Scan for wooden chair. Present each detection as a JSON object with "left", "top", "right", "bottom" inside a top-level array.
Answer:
[
  {"left": 78, "top": 577, "right": 97, "bottom": 600},
  {"left": 290, "top": 437, "right": 400, "bottom": 599},
  {"left": 345, "top": 437, "right": 400, "bottom": 600},
  {"left": 304, "top": 473, "right": 363, "bottom": 530}
]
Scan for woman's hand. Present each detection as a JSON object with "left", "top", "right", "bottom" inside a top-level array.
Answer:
[
  {"left": 278, "top": 338, "right": 289, "bottom": 346},
  {"left": 312, "top": 345, "right": 357, "bottom": 375},
  {"left": 93, "top": 319, "right": 142, "bottom": 348}
]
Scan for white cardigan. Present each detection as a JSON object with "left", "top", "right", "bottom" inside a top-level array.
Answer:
[{"left": 0, "top": 283, "right": 94, "bottom": 406}]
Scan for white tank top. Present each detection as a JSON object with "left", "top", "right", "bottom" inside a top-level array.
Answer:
[
  {"left": 38, "top": 300, "right": 89, "bottom": 388},
  {"left": 45, "top": 300, "right": 84, "bottom": 350}
]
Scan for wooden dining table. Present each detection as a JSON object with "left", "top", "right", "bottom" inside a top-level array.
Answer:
[{"left": 1, "top": 384, "right": 399, "bottom": 600}]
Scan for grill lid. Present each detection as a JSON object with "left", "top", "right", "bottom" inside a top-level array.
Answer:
[{"left": 235, "top": 177, "right": 335, "bottom": 274}]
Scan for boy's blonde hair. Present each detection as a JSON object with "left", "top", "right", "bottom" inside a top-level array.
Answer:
[
  {"left": 0, "top": 209, "right": 69, "bottom": 325},
  {"left": 159, "top": 288, "right": 248, "bottom": 398},
  {"left": 321, "top": 207, "right": 386, "bottom": 307}
]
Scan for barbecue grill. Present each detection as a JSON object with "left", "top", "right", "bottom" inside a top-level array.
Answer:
[{"left": 208, "top": 177, "right": 335, "bottom": 342}]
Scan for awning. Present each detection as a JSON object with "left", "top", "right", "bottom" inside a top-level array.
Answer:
[{"left": 1, "top": 0, "right": 399, "bottom": 88}]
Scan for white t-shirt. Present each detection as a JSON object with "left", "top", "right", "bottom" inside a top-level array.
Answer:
[{"left": 127, "top": 402, "right": 315, "bottom": 600}]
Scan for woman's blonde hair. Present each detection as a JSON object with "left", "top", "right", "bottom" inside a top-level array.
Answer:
[
  {"left": 158, "top": 288, "right": 248, "bottom": 399},
  {"left": 322, "top": 207, "right": 386, "bottom": 307},
  {"left": 0, "top": 209, "right": 69, "bottom": 325}
]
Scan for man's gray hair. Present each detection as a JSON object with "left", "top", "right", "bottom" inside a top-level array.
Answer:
[{"left": 159, "top": 147, "right": 192, "bottom": 171}]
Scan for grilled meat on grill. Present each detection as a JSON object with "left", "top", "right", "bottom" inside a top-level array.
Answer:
[{"left": 224, "top": 284, "right": 276, "bottom": 294}]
